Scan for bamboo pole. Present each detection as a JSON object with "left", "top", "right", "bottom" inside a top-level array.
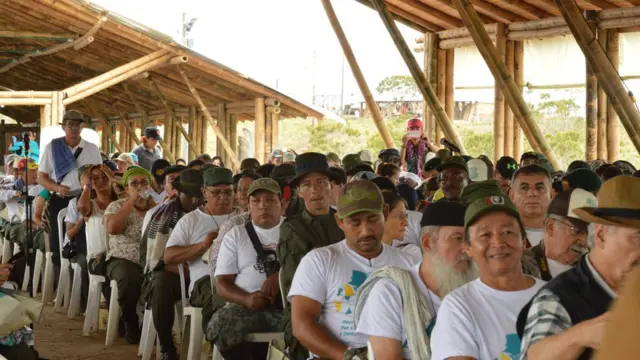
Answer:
[
  {"left": 0, "top": 31, "right": 76, "bottom": 40},
  {"left": 321, "top": 0, "right": 396, "bottom": 149},
  {"left": 494, "top": 23, "right": 506, "bottom": 162},
  {"left": 272, "top": 111, "right": 280, "bottom": 151},
  {"left": 265, "top": 98, "right": 281, "bottom": 107},
  {"left": 514, "top": 41, "right": 524, "bottom": 157},
  {"left": 606, "top": 30, "right": 620, "bottom": 162},
  {"left": 224, "top": 114, "right": 232, "bottom": 166},
  {"left": 226, "top": 100, "right": 256, "bottom": 109},
  {"left": 436, "top": 46, "right": 447, "bottom": 145},
  {"left": 178, "top": 66, "right": 240, "bottom": 169},
  {"left": 452, "top": 0, "right": 559, "bottom": 169},
  {"left": 173, "top": 117, "right": 182, "bottom": 161},
  {"left": 445, "top": 49, "right": 455, "bottom": 123},
  {"left": 554, "top": 0, "right": 640, "bottom": 156},
  {"left": 193, "top": 108, "right": 203, "bottom": 156},
  {"left": 423, "top": 33, "right": 437, "bottom": 141},
  {"left": 0, "top": 98, "right": 51, "bottom": 106},
  {"left": 123, "top": 83, "right": 149, "bottom": 130},
  {"left": 437, "top": 23, "right": 498, "bottom": 39},
  {"left": 370, "top": 0, "right": 466, "bottom": 154},
  {"left": 229, "top": 114, "right": 238, "bottom": 171},
  {"left": 440, "top": 35, "right": 497, "bottom": 50},
  {"left": 586, "top": 11, "right": 598, "bottom": 163},
  {"left": 255, "top": 98, "right": 266, "bottom": 163},
  {"left": 119, "top": 119, "right": 127, "bottom": 151},
  {"left": 597, "top": 28, "right": 608, "bottom": 160},
  {"left": 507, "top": 27, "right": 572, "bottom": 41},
  {"left": 504, "top": 39, "right": 515, "bottom": 157},
  {"left": 201, "top": 114, "right": 208, "bottom": 156},
  {"left": 0, "top": 91, "right": 53, "bottom": 98},
  {"left": 40, "top": 104, "right": 51, "bottom": 130},
  {"left": 99, "top": 119, "right": 124, "bottom": 153},
  {"left": 216, "top": 103, "right": 227, "bottom": 161},
  {"left": 265, "top": 110, "right": 273, "bottom": 158}
]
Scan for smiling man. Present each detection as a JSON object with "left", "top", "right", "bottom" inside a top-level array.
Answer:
[
  {"left": 288, "top": 180, "right": 417, "bottom": 360},
  {"left": 510, "top": 165, "right": 553, "bottom": 248},
  {"left": 436, "top": 156, "right": 470, "bottom": 202},
  {"left": 430, "top": 180, "right": 545, "bottom": 360}
]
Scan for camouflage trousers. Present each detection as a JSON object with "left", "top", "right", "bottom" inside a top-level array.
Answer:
[{"left": 206, "top": 303, "right": 283, "bottom": 351}]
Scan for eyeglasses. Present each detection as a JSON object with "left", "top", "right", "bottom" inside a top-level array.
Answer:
[
  {"left": 206, "top": 189, "right": 233, "bottom": 198},
  {"left": 128, "top": 180, "right": 150, "bottom": 188},
  {"left": 548, "top": 215, "right": 587, "bottom": 236}
]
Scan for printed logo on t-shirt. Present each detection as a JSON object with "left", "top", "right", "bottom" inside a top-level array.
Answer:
[
  {"left": 496, "top": 333, "right": 521, "bottom": 360},
  {"left": 253, "top": 245, "right": 278, "bottom": 274},
  {"left": 333, "top": 270, "right": 369, "bottom": 338}
]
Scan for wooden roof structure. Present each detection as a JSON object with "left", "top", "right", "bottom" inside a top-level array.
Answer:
[
  {"left": 355, "top": 0, "right": 640, "bottom": 33},
  {"left": 0, "top": 0, "right": 323, "bottom": 125}
]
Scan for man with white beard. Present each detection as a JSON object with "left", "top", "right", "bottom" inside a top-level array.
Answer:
[{"left": 354, "top": 201, "right": 479, "bottom": 360}]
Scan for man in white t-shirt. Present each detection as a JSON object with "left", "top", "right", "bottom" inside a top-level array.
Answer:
[
  {"left": 355, "top": 201, "right": 479, "bottom": 359},
  {"left": 430, "top": 180, "right": 545, "bottom": 360},
  {"left": 288, "top": 180, "right": 417, "bottom": 360},
  {"left": 525, "top": 188, "right": 596, "bottom": 281},
  {"left": 37, "top": 110, "right": 101, "bottom": 268},
  {"left": 163, "top": 168, "right": 239, "bottom": 356},
  {"left": 509, "top": 165, "right": 552, "bottom": 248},
  {"left": 208, "top": 178, "right": 284, "bottom": 360}
]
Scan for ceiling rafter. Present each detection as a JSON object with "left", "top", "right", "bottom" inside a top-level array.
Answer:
[{"left": 390, "top": 0, "right": 464, "bottom": 28}]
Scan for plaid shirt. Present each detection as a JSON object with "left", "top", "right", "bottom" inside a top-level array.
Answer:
[{"left": 519, "top": 289, "right": 573, "bottom": 360}]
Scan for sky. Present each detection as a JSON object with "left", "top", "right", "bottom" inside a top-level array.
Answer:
[{"left": 93, "top": 0, "right": 420, "bottom": 107}]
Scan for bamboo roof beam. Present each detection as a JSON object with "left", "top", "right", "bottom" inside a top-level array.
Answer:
[
  {"left": 149, "top": 78, "right": 198, "bottom": 159},
  {"left": 0, "top": 91, "right": 53, "bottom": 98},
  {"left": 124, "top": 83, "right": 151, "bottom": 128},
  {"left": 488, "top": 0, "right": 555, "bottom": 20},
  {"left": 521, "top": 0, "right": 561, "bottom": 16},
  {"left": 421, "top": 0, "right": 495, "bottom": 24},
  {"left": 352, "top": 0, "right": 430, "bottom": 32},
  {"left": 369, "top": 0, "right": 466, "bottom": 153},
  {"left": 554, "top": 0, "right": 640, "bottom": 152},
  {"left": 470, "top": 0, "right": 529, "bottom": 22},
  {"left": 0, "top": 30, "right": 77, "bottom": 41},
  {"left": 179, "top": 65, "right": 241, "bottom": 169},
  {"left": 0, "top": 15, "right": 107, "bottom": 74},
  {"left": 105, "top": 89, "right": 140, "bottom": 145},
  {"left": 580, "top": 0, "right": 617, "bottom": 9},
  {"left": 452, "top": 0, "right": 561, "bottom": 168},
  {"left": 390, "top": 0, "right": 464, "bottom": 28}
]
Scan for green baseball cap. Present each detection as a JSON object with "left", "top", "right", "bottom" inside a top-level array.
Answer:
[
  {"left": 437, "top": 156, "right": 469, "bottom": 173},
  {"left": 461, "top": 179, "right": 521, "bottom": 228},
  {"left": 203, "top": 167, "right": 233, "bottom": 187},
  {"left": 248, "top": 177, "right": 282, "bottom": 197},
  {"left": 342, "top": 154, "right": 364, "bottom": 173},
  {"left": 337, "top": 180, "right": 384, "bottom": 219}
]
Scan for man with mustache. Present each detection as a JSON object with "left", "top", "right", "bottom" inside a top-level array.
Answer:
[
  {"left": 430, "top": 180, "right": 545, "bottom": 360},
  {"left": 288, "top": 180, "right": 417, "bottom": 360},
  {"left": 517, "top": 176, "right": 640, "bottom": 360},
  {"left": 277, "top": 152, "right": 345, "bottom": 360},
  {"left": 354, "top": 201, "right": 479, "bottom": 359},
  {"left": 526, "top": 188, "right": 597, "bottom": 281},
  {"left": 510, "top": 165, "right": 553, "bottom": 248},
  {"left": 436, "top": 156, "right": 469, "bottom": 202}
]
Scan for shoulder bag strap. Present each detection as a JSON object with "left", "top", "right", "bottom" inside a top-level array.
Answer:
[{"left": 56, "top": 147, "right": 84, "bottom": 186}]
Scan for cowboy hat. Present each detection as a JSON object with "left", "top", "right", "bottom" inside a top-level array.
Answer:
[{"left": 574, "top": 176, "right": 640, "bottom": 229}]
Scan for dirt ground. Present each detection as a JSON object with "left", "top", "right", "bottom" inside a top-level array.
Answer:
[{"left": 34, "top": 306, "right": 140, "bottom": 360}]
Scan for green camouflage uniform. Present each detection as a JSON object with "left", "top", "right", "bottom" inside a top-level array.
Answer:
[{"left": 277, "top": 208, "right": 344, "bottom": 360}]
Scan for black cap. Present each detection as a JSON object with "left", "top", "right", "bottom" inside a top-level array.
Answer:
[
  {"left": 496, "top": 156, "right": 518, "bottom": 179},
  {"left": 151, "top": 159, "right": 171, "bottom": 184},
  {"left": 420, "top": 201, "right": 466, "bottom": 227},
  {"left": 378, "top": 148, "right": 401, "bottom": 159},
  {"left": 347, "top": 163, "right": 375, "bottom": 177},
  {"left": 329, "top": 166, "right": 347, "bottom": 185},
  {"left": 563, "top": 168, "right": 602, "bottom": 193},
  {"left": 271, "top": 163, "right": 296, "bottom": 180},
  {"left": 424, "top": 157, "right": 443, "bottom": 173},
  {"left": 144, "top": 127, "right": 162, "bottom": 140}
]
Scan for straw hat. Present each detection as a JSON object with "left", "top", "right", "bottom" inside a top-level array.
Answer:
[{"left": 573, "top": 176, "right": 640, "bottom": 229}]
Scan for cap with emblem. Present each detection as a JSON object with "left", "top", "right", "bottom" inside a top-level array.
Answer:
[
  {"left": 203, "top": 167, "right": 233, "bottom": 187},
  {"left": 496, "top": 156, "right": 518, "bottom": 179},
  {"left": 421, "top": 201, "right": 466, "bottom": 227},
  {"left": 437, "top": 156, "right": 469, "bottom": 173},
  {"left": 172, "top": 169, "right": 204, "bottom": 197},
  {"left": 547, "top": 188, "right": 597, "bottom": 233},
  {"left": 248, "top": 177, "right": 282, "bottom": 197},
  {"left": 337, "top": 180, "right": 384, "bottom": 219},
  {"left": 144, "top": 127, "right": 162, "bottom": 140},
  {"left": 15, "top": 157, "right": 38, "bottom": 171},
  {"left": 467, "top": 159, "right": 489, "bottom": 182},
  {"left": 461, "top": 179, "right": 521, "bottom": 228}
]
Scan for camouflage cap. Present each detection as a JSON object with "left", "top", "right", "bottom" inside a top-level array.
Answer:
[
  {"left": 337, "top": 179, "right": 384, "bottom": 219},
  {"left": 203, "top": 167, "right": 233, "bottom": 186},
  {"left": 248, "top": 177, "right": 282, "bottom": 197}
]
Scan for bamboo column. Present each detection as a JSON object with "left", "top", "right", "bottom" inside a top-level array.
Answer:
[
  {"left": 370, "top": 0, "right": 467, "bottom": 154},
  {"left": 321, "top": 0, "right": 395, "bottom": 149},
  {"left": 606, "top": 30, "right": 620, "bottom": 162},
  {"left": 272, "top": 112, "right": 280, "bottom": 151},
  {"left": 201, "top": 114, "right": 208, "bottom": 157},
  {"left": 422, "top": 33, "right": 437, "bottom": 141},
  {"left": 178, "top": 66, "right": 240, "bottom": 169},
  {"left": 445, "top": 49, "right": 455, "bottom": 124},
  {"left": 585, "top": 11, "right": 598, "bottom": 163},
  {"left": 597, "top": 28, "right": 608, "bottom": 161},
  {"left": 265, "top": 111, "right": 273, "bottom": 159},
  {"left": 513, "top": 41, "right": 524, "bottom": 157},
  {"left": 452, "top": 0, "right": 559, "bottom": 169},
  {"left": 119, "top": 121, "right": 127, "bottom": 150},
  {"left": 553, "top": 0, "right": 640, "bottom": 156},
  {"left": 224, "top": 114, "right": 232, "bottom": 166},
  {"left": 229, "top": 114, "right": 238, "bottom": 170},
  {"left": 436, "top": 47, "right": 447, "bottom": 146},
  {"left": 101, "top": 125, "right": 109, "bottom": 152},
  {"left": 100, "top": 119, "right": 124, "bottom": 153},
  {"left": 173, "top": 117, "right": 181, "bottom": 161},
  {"left": 255, "top": 98, "right": 266, "bottom": 163},
  {"left": 217, "top": 103, "right": 227, "bottom": 161},
  {"left": 40, "top": 104, "right": 51, "bottom": 130},
  {"left": 188, "top": 107, "right": 195, "bottom": 159},
  {"left": 494, "top": 24, "right": 506, "bottom": 162},
  {"left": 164, "top": 109, "right": 173, "bottom": 158},
  {"left": 193, "top": 108, "right": 203, "bottom": 155},
  {"left": 504, "top": 40, "right": 515, "bottom": 157}
]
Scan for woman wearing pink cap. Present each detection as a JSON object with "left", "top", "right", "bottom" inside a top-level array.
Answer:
[{"left": 400, "top": 117, "right": 435, "bottom": 177}]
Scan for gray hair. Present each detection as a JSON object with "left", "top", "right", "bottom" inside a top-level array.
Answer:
[{"left": 420, "top": 225, "right": 441, "bottom": 243}]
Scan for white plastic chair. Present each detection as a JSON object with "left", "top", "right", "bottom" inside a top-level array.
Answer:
[
  {"left": 54, "top": 209, "right": 71, "bottom": 313},
  {"left": 41, "top": 233, "right": 55, "bottom": 303},
  {"left": 67, "top": 262, "right": 83, "bottom": 318},
  {"left": 178, "top": 264, "right": 203, "bottom": 360},
  {"left": 105, "top": 279, "right": 121, "bottom": 346},
  {"left": 31, "top": 247, "right": 44, "bottom": 297},
  {"left": 83, "top": 274, "right": 105, "bottom": 336},
  {"left": 1, "top": 236, "right": 11, "bottom": 264}
]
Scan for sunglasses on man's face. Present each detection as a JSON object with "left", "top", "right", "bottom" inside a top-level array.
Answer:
[{"left": 64, "top": 121, "right": 84, "bottom": 129}]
